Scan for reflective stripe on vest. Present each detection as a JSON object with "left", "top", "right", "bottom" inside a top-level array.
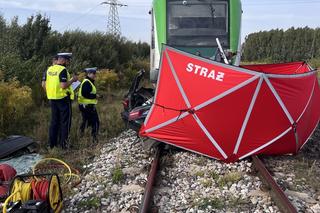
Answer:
[
  {"left": 78, "top": 79, "right": 98, "bottom": 105},
  {"left": 46, "top": 65, "right": 74, "bottom": 100}
]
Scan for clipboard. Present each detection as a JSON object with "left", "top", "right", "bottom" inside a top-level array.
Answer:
[{"left": 71, "top": 81, "right": 81, "bottom": 91}]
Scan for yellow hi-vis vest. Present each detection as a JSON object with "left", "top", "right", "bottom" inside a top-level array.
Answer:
[
  {"left": 78, "top": 79, "right": 97, "bottom": 105},
  {"left": 46, "top": 65, "right": 74, "bottom": 100}
]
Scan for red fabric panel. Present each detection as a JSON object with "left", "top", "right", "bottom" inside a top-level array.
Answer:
[
  {"left": 257, "top": 130, "right": 296, "bottom": 155},
  {"left": 269, "top": 75, "right": 316, "bottom": 121},
  {"left": 144, "top": 51, "right": 189, "bottom": 130},
  {"left": 296, "top": 81, "right": 320, "bottom": 147},
  {"left": 142, "top": 114, "right": 225, "bottom": 159},
  {"left": 236, "top": 81, "right": 292, "bottom": 158},
  {"left": 195, "top": 79, "right": 259, "bottom": 158},
  {"left": 141, "top": 46, "right": 320, "bottom": 162},
  {"left": 166, "top": 49, "right": 256, "bottom": 108},
  {"left": 241, "top": 61, "right": 310, "bottom": 74}
]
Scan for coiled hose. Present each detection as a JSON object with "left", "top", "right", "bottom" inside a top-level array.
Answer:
[{"left": 2, "top": 158, "right": 80, "bottom": 213}]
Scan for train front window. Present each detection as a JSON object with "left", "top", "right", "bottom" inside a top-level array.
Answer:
[{"left": 167, "top": 0, "right": 229, "bottom": 47}]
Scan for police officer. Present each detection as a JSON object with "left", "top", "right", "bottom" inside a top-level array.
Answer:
[
  {"left": 78, "top": 67, "right": 100, "bottom": 142},
  {"left": 44, "top": 53, "right": 78, "bottom": 148},
  {"left": 42, "top": 55, "right": 58, "bottom": 91}
]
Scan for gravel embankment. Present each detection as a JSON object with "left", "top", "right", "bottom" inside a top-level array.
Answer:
[
  {"left": 263, "top": 125, "right": 320, "bottom": 213},
  {"left": 64, "top": 130, "right": 283, "bottom": 213}
]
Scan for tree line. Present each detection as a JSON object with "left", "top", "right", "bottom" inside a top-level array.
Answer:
[
  {"left": 0, "top": 14, "right": 150, "bottom": 88},
  {"left": 241, "top": 27, "right": 320, "bottom": 64},
  {"left": 0, "top": 13, "right": 150, "bottom": 136}
]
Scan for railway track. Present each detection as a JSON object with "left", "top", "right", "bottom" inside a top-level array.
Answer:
[
  {"left": 252, "top": 156, "right": 297, "bottom": 213},
  {"left": 64, "top": 129, "right": 320, "bottom": 212},
  {"left": 139, "top": 145, "right": 298, "bottom": 213}
]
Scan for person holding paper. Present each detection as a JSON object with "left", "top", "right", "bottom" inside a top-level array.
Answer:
[
  {"left": 78, "top": 67, "right": 100, "bottom": 143},
  {"left": 45, "top": 52, "right": 78, "bottom": 149}
]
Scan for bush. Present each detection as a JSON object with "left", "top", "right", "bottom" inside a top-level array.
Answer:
[
  {"left": 120, "top": 57, "right": 150, "bottom": 88},
  {"left": 308, "top": 57, "right": 320, "bottom": 69},
  {"left": 0, "top": 75, "right": 33, "bottom": 137},
  {"left": 96, "top": 69, "right": 119, "bottom": 91}
]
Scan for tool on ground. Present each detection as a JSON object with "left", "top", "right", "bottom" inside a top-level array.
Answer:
[{"left": 2, "top": 174, "right": 62, "bottom": 213}]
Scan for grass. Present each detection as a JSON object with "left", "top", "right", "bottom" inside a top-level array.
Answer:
[
  {"left": 31, "top": 89, "right": 127, "bottom": 196},
  {"left": 78, "top": 197, "right": 101, "bottom": 209},
  {"left": 111, "top": 166, "right": 124, "bottom": 184},
  {"left": 200, "top": 179, "right": 213, "bottom": 187},
  {"left": 291, "top": 158, "right": 320, "bottom": 192},
  {"left": 194, "top": 196, "right": 224, "bottom": 210},
  {"left": 307, "top": 57, "right": 320, "bottom": 69},
  {"left": 209, "top": 171, "right": 220, "bottom": 180},
  {"left": 192, "top": 194, "right": 250, "bottom": 211},
  {"left": 195, "top": 171, "right": 205, "bottom": 177},
  {"left": 218, "top": 171, "right": 242, "bottom": 188}
]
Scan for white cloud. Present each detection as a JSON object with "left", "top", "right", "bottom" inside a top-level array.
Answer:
[
  {"left": 0, "top": 0, "right": 151, "bottom": 16},
  {"left": 1, "top": 0, "right": 100, "bottom": 13}
]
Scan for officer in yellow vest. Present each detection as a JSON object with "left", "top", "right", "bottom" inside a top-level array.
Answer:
[
  {"left": 78, "top": 67, "right": 100, "bottom": 142},
  {"left": 44, "top": 53, "right": 78, "bottom": 148},
  {"left": 42, "top": 55, "right": 58, "bottom": 91}
]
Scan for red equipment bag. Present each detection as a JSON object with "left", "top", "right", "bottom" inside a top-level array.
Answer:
[{"left": 0, "top": 164, "right": 17, "bottom": 198}]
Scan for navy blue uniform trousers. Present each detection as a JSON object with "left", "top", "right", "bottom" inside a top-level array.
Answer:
[
  {"left": 49, "top": 97, "right": 72, "bottom": 148},
  {"left": 79, "top": 104, "right": 99, "bottom": 141}
]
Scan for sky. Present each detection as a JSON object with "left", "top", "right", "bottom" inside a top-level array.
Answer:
[{"left": 0, "top": 0, "right": 319, "bottom": 43}]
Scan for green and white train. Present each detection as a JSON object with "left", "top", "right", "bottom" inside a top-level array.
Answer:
[{"left": 150, "top": 0, "right": 242, "bottom": 82}]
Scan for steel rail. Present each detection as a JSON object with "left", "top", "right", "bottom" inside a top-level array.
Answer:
[
  {"left": 139, "top": 146, "right": 162, "bottom": 213},
  {"left": 252, "top": 155, "right": 298, "bottom": 213}
]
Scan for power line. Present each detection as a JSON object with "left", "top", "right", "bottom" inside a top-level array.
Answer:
[
  {"left": 101, "top": 0, "right": 128, "bottom": 36},
  {"left": 58, "top": 4, "right": 101, "bottom": 32}
]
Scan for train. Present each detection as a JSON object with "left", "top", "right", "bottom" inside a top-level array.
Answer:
[
  {"left": 150, "top": 0, "right": 243, "bottom": 82},
  {"left": 121, "top": 0, "right": 243, "bottom": 129}
]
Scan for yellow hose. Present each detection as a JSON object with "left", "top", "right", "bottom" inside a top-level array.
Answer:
[
  {"left": 3, "top": 176, "right": 63, "bottom": 213},
  {"left": 2, "top": 191, "right": 18, "bottom": 213},
  {"left": 32, "top": 158, "right": 72, "bottom": 183},
  {"left": 3, "top": 158, "right": 79, "bottom": 213},
  {"left": 10, "top": 179, "right": 32, "bottom": 202},
  {"left": 49, "top": 175, "right": 63, "bottom": 213}
]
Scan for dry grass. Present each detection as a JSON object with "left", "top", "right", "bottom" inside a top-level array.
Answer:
[
  {"left": 31, "top": 89, "right": 127, "bottom": 195},
  {"left": 291, "top": 157, "right": 320, "bottom": 193},
  {"left": 218, "top": 171, "right": 243, "bottom": 188}
]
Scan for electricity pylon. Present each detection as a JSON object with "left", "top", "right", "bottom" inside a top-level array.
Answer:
[{"left": 101, "top": 1, "right": 127, "bottom": 36}]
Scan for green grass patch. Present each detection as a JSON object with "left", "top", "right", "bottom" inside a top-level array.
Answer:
[
  {"left": 195, "top": 197, "right": 224, "bottom": 210},
  {"left": 209, "top": 171, "right": 219, "bottom": 180},
  {"left": 218, "top": 172, "right": 242, "bottom": 188},
  {"left": 78, "top": 197, "right": 101, "bottom": 208},
  {"left": 195, "top": 171, "right": 205, "bottom": 177},
  {"left": 200, "top": 179, "right": 213, "bottom": 187},
  {"left": 111, "top": 166, "right": 124, "bottom": 184}
]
